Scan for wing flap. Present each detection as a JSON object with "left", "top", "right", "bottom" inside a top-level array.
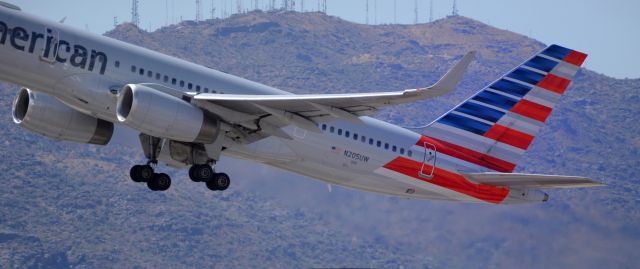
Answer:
[{"left": 461, "top": 172, "right": 605, "bottom": 189}]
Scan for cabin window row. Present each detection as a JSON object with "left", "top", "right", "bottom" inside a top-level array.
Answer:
[
  {"left": 321, "top": 124, "right": 413, "bottom": 157},
  {"left": 129, "top": 65, "right": 222, "bottom": 93}
]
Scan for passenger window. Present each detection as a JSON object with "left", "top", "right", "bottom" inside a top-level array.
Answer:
[
  {"left": 180, "top": 80, "right": 185, "bottom": 87},
  {"left": 115, "top": 61, "right": 120, "bottom": 68},
  {"left": 156, "top": 73, "right": 161, "bottom": 80},
  {"left": 164, "top": 75, "right": 169, "bottom": 83},
  {"left": 322, "top": 124, "right": 327, "bottom": 131},
  {"left": 188, "top": 83, "right": 193, "bottom": 90},
  {"left": 400, "top": 148, "right": 405, "bottom": 155},
  {"left": 408, "top": 150, "right": 413, "bottom": 157},
  {"left": 338, "top": 129, "right": 342, "bottom": 135},
  {"left": 377, "top": 141, "right": 381, "bottom": 147},
  {"left": 139, "top": 68, "right": 144, "bottom": 75},
  {"left": 369, "top": 138, "right": 373, "bottom": 145},
  {"left": 131, "top": 65, "right": 136, "bottom": 72},
  {"left": 196, "top": 85, "right": 201, "bottom": 91},
  {"left": 392, "top": 145, "right": 397, "bottom": 152},
  {"left": 345, "top": 131, "right": 350, "bottom": 137},
  {"left": 353, "top": 133, "right": 358, "bottom": 140},
  {"left": 172, "top": 78, "right": 177, "bottom": 85},
  {"left": 330, "top": 126, "right": 334, "bottom": 133},
  {"left": 204, "top": 88, "right": 209, "bottom": 93},
  {"left": 384, "top": 143, "right": 389, "bottom": 150},
  {"left": 361, "top": 136, "right": 366, "bottom": 143}
]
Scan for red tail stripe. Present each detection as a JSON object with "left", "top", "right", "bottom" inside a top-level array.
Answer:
[
  {"left": 563, "top": 50, "right": 587, "bottom": 66},
  {"left": 537, "top": 73, "right": 571, "bottom": 94},
  {"left": 417, "top": 136, "right": 516, "bottom": 173},
  {"left": 510, "top": 99, "right": 552, "bottom": 122},
  {"left": 383, "top": 157, "right": 509, "bottom": 204},
  {"left": 483, "top": 124, "right": 534, "bottom": 150}
]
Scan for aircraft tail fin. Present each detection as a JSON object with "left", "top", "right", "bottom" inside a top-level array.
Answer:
[{"left": 420, "top": 44, "right": 587, "bottom": 172}]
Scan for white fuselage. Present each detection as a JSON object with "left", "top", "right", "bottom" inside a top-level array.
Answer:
[{"left": 0, "top": 6, "right": 534, "bottom": 203}]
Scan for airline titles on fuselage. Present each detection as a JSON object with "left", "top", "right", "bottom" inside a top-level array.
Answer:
[{"left": 0, "top": 20, "right": 108, "bottom": 74}]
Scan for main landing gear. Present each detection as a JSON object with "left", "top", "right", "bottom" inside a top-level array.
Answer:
[
  {"left": 130, "top": 162, "right": 172, "bottom": 191},
  {"left": 129, "top": 134, "right": 231, "bottom": 192},
  {"left": 128, "top": 163, "right": 230, "bottom": 192},
  {"left": 188, "top": 163, "right": 230, "bottom": 191}
]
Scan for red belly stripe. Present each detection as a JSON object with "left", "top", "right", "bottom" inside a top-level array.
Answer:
[{"left": 383, "top": 157, "right": 509, "bottom": 204}]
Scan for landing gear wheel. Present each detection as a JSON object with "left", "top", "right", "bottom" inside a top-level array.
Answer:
[
  {"left": 130, "top": 165, "right": 154, "bottom": 182},
  {"left": 189, "top": 164, "right": 214, "bottom": 182},
  {"left": 147, "top": 173, "right": 171, "bottom": 191},
  {"left": 206, "top": 173, "right": 230, "bottom": 191}
]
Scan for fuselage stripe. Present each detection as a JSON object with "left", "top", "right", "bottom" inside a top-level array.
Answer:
[
  {"left": 383, "top": 157, "right": 509, "bottom": 204},
  {"left": 416, "top": 135, "right": 516, "bottom": 172}
]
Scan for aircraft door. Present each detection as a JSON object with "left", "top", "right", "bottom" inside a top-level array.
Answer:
[
  {"left": 419, "top": 141, "right": 437, "bottom": 179},
  {"left": 39, "top": 27, "right": 59, "bottom": 64}
]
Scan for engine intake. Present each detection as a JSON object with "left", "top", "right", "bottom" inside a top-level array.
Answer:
[
  {"left": 116, "top": 84, "right": 219, "bottom": 143},
  {"left": 12, "top": 88, "right": 113, "bottom": 145}
]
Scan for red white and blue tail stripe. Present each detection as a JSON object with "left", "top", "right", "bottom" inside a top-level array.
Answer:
[{"left": 421, "top": 44, "right": 587, "bottom": 173}]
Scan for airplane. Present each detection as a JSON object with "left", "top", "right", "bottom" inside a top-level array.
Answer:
[{"left": 0, "top": 2, "right": 603, "bottom": 204}]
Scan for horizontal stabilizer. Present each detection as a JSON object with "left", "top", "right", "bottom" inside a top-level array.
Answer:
[{"left": 461, "top": 172, "right": 604, "bottom": 189}]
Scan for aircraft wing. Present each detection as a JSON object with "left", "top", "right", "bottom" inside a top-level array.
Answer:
[
  {"left": 192, "top": 52, "right": 475, "bottom": 126},
  {"left": 461, "top": 172, "right": 605, "bottom": 189}
]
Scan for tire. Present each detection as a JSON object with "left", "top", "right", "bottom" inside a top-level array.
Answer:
[
  {"left": 139, "top": 165, "right": 154, "bottom": 182},
  {"left": 154, "top": 173, "right": 171, "bottom": 191},
  {"left": 215, "top": 173, "right": 230, "bottom": 191},
  {"left": 188, "top": 165, "right": 197, "bottom": 182},
  {"left": 147, "top": 173, "right": 171, "bottom": 191},
  {"left": 130, "top": 165, "right": 143, "bottom": 182},
  {"left": 146, "top": 175, "right": 159, "bottom": 191},
  {"left": 206, "top": 173, "right": 230, "bottom": 191},
  {"left": 191, "top": 165, "right": 214, "bottom": 182}
]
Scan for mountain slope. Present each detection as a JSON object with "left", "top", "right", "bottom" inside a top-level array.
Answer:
[{"left": 1, "top": 11, "right": 638, "bottom": 268}]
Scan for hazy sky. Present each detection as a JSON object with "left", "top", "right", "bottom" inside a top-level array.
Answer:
[{"left": 9, "top": 0, "right": 640, "bottom": 79}]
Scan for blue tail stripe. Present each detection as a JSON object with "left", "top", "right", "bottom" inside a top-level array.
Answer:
[
  {"left": 490, "top": 79, "right": 531, "bottom": 98},
  {"left": 438, "top": 113, "right": 492, "bottom": 135},
  {"left": 472, "top": 91, "right": 518, "bottom": 110},
  {"left": 506, "top": 68, "right": 545, "bottom": 85},
  {"left": 525, "top": 56, "right": 558, "bottom": 72},
  {"left": 455, "top": 102, "right": 506, "bottom": 123},
  {"left": 541, "top": 44, "right": 571, "bottom": 60}
]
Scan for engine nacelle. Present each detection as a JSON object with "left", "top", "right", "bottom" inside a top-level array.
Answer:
[
  {"left": 116, "top": 84, "right": 219, "bottom": 143},
  {"left": 12, "top": 88, "right": 114, "bottom": 145}
]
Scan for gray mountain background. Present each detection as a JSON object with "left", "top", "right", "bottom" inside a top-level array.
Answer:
[{"left": 1, "top": 11, "right": 639, "bottom": 268}]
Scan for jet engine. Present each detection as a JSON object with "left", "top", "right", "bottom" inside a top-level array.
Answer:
[
  {"left": 12, "top": 88, "right": 114, "bottom": 145},
  {"left": 116, "top": 84, "right": 219, "bottom": 143}
]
